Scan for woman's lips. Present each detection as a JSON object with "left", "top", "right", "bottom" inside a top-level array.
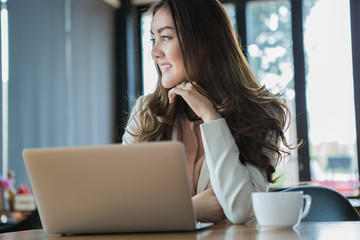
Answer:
[{"left": 160, "top": 64, "right": 172, "bottom": 73}]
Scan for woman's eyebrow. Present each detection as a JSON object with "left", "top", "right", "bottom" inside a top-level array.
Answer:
[{"left": 150, "top": 26, "right": 174, "bottom": 35}]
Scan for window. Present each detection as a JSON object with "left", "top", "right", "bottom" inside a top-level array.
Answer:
[
  {"left": 1, "top": 0, "right": 9, "bottom": 177},
  {"left": 141, "top": 11, "right": 157, "bottom": 95},
  {"left": 245, "top": 0, "right": 299, "bottom": 187},
  {"left": 303, "top": 0, "right": 358, "bottom": 196}
]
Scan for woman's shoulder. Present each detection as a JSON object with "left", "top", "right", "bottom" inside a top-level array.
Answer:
[
  {"left": 130, "top": 94, "right": 151, "bottom": 112},
  {"left": 123, "top": 95, "right": 150, "bottom": 144}
]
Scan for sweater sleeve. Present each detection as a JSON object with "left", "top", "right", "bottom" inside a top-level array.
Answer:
[
  {"left": 122, "top": 96, "right": 145, "bottom": 145},
  {"left": 200, "top": 118, "right": 270, "bottom": 224}
]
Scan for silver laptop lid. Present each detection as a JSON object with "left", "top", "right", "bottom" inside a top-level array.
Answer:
[{"left": 23, "top": 141, "right": 196, "bottom": 234}]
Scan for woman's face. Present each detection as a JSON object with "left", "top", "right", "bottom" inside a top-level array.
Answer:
[{"left": 151, "top": 6, "right": 186, "bottom": 89}]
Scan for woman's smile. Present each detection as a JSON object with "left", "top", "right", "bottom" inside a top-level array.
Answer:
[{"left": 159, "top": 64, "right": 173, "bottom": 73}]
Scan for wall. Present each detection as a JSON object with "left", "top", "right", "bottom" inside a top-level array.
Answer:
[{"left": 5, "top": 0, "right": 115, "bottom": 186}]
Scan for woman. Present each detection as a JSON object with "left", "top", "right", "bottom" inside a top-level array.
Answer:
[{"left": 122, "top": 0, "right": 292, "bottom": 224}]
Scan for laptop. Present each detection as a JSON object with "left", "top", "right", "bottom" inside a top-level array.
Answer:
[{"left": 23, "top": 141, "right": 212, "bottom": 234}]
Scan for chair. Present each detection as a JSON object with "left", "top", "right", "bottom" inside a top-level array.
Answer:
[
  {"left": 280, "top": 185, "right": 360, "bottom": 222},
  {"left": 0, "top": 209, "right": 42, "bottom": 233}
]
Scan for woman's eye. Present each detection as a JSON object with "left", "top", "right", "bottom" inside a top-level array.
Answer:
[
  {"left": 150, "top": 35, "right": 173, "bottom": 46},
  {"left": 161, "top": 35, "right": 172, "bottom": 41}
]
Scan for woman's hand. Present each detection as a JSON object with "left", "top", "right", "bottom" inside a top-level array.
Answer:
[
  {"left": 168, "top": 82, "right": 221, "bottom": 123},
  {"left": 192, "top": 188, "right": 226, "bottom": 223}
]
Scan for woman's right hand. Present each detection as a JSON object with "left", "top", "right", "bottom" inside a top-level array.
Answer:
[
  {"left": 168, "top": 82, "right": 221, "bottom": 123},
  {"left": 192, "top": 188, "right": 226, "bottom": 223}
]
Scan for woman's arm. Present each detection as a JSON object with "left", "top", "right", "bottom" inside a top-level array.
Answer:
[
  {"left": 169, "top": 83, "right": 269, "bottom": 223},
  {"left": 200, "top": 118, "right": 269, "bottom": 224},
  {"left": 192, "top": 188, "right": 226, "bottom": 223}
]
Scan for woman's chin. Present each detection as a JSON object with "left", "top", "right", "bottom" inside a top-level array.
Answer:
[
  {"left": 162, "top": 79, "right": 185, "bottom": 89},
  {"left": 161, "top": 81, "right": 177, "bottom": 89}
]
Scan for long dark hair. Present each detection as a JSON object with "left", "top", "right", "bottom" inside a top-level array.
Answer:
[{"left": 128, "top": 0, "right": 293, "bottom": 183}]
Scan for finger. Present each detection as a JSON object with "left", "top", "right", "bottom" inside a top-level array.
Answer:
[
  {"left": 169, "top": 83, "right": 197, "bottom": 105},
  {"left": 177, "top": 82, "right": 190, "bottom": 89},
  {"left": 168, "top": 91, "right": 176, "bottom": 104},
  {"left": 168, "top": 87, "right": 185, "bottom": 104}
]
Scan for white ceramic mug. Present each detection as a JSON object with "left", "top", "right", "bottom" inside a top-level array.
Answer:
[{"left": 252, "top": 191, "right": 312, "bottom": 229}]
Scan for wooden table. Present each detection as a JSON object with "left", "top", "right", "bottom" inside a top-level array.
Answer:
[{"left": 0, "top": 222, "right": 360, "bottom": 240}]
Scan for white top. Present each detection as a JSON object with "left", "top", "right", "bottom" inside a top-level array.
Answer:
[{"left": 122, "top": 96, "right": 270, "bottom": 223}]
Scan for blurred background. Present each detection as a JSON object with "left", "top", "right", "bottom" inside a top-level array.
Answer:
[{"left": 0, "top": 0, "right": 359, "bottom": 198}]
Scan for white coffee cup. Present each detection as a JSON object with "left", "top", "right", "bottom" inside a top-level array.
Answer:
[{"left": 252, "top": 191, "right": 312, "bottom": 229}]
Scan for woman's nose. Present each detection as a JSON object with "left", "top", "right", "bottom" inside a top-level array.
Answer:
[{"left": 151, "top": 43, "right": 164, "bottom": 59}]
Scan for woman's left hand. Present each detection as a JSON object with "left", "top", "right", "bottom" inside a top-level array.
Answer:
[
  {"left": 168, "top": 82, "right": 221, "bottom": 123},
  {"left": 192, "top": 188, "right": 226, "bottom": 223}
]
